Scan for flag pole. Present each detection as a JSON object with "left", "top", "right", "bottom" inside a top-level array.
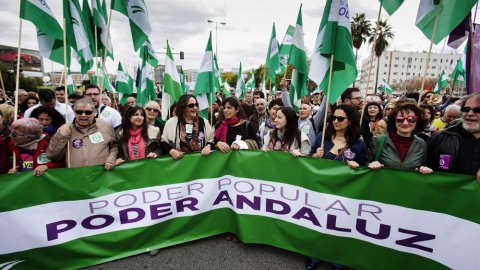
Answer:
[
  {"left": 168, "top": 95, "right": 171, "bottom": 119},
  {"left": 100, "top": 9, "right": 113, "bottom": 93},
  {"left": 418, "top": 0, "right": 442, "bottom": 105},
  {"left": 283, "top": 65, "right": 288, "bottom": 79},
  {"left": 12, "top": 17, "right": 23, "bottom": 171},
  {"left": 63, "top": 18, "right": 71, "bottom": 169},
  {"left": 99, "top": 49, "right": 105, "bottom": 92},
  {"left": 210, "top": 91, "right": 213, "bottom": 128},
  {"left": 95, "top": 27, "right": 98, "bottom": 85},
  {"left": 321, "top": 56, "right": 335, "bottom": 149},
  {"left": 469, "top": 12, "right": 477, "bottom": 93},
  {"left": 102, "top": 63, "right": 117, "bottom": 110},
  {"left": 59, "top": 71, "right": 64, "bottom": 85},
  {"left": 360, "top": 3, "right": 382, "bottom": 127},
  {"left": 0, "top": 71, "right": 8, "bottom": 101}
]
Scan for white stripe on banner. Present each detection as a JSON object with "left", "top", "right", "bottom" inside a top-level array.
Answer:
[{"left": 1, "top": 176, "right": 480, "bottom": 269}]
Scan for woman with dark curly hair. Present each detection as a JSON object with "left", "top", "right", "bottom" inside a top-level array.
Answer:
[
  {"left": 114, "top": 105, "right": 162, "bottom": 165},
  {"left": 30, "top": 105, "right": 66, "bottom": 137},
  {"left": 20, "top": 96, "right": 39, "bottom": 115},
  {"left": 367, "top": 102, "right": 433, "bottom": 174},
  {"left": 366, "top": 101, "right": 383, "bottom": 133},
  {"left": 161, "top": 94, "right": 214, "bottom": 160}
]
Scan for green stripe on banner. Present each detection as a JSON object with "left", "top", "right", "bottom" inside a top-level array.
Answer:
[{"left": 0, "top": 151, "right": 478, "bottom": 269}]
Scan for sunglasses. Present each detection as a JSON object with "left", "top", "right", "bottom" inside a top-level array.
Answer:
[
  {"left": 145, "top": 107, "right": 160, "bottom": 113},
  {"left": 187, "top": 103, "right": 199, "bottom": 108},
  {"left": 435, "top": 113, "right": 442, "bottom": 116},
  {"left": 385, "top": 108, "right": 393, "bottom": 111},
  {"left": 395, "top": 116, "right": 418, "bottom": 123},
  {"left": 8, "top": 128, "right": 24, "bottom": 137},
  {"left": 460, "top": 106, "right": 480, "bottom": 114},
  {"left": 75, "top": 110, "right": 94, "bottom": 115},
  {"left": 332, "top": 116, "right": 347, "bottom": 122}
]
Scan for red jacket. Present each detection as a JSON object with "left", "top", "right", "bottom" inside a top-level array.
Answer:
[{"left": 7, "top": 134, "right": 64, "bottom": 171}]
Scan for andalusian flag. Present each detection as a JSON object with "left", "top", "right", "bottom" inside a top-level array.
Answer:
[
  {"left": 379, "top": 0, "right": 405, "bottom": 15},
  {"left": 223, "top": 78, "right": 230, "bottom": 97},
  {"left": 266, "top": 23, "right": 281, "bottom": 81},
  {"left": 246, "top": 68, "right": 255, "bottom": 91},
  {"left": 163, "top": 41, "right": 183, "bottom": 105},
  {"left": 140, "top": 39, "right": 158, "bottom": 68},
  {"left": 93, "top": 0, "right": 114, "bottom": 60},
  {"left": 63, "top": 0, "right": 94, "bottom": 74},
  {"left": 67, "top": 69, "right": 75, "bottom": 94},
  {"left": 434, "top": 70, "right": 449, "bottom": 94},
  {"left": 138, "top": 48, "right": 156, "bottom": 106},
  {"left": 111, "top": 0, "right": 152, "bottom": 51},
  {"left": 261, "top": 70, "right": 267, "bottom": 99},
  {"left": 235, "top": 62, "right": 246, "bottom": 99},
  {"left": 193, "top": 32, "right": 215, "bottom": 119},
  {"left": 415, "top": 0, "right": 476, "bottom": 45},
  {"left": 82, "top": 0, "right": 98, "bottom": 59},
  {"left": 116, "top": 62, "right": 133, "bottom": 105},
  {"left": 381, "top": 79, "right": 393, "bottom": 94},
  {"left": 213, "top": 54, "right": 223, "bottom": 93},
  {"left": 180, "top": 67, "right": 189, "bottom": 94},
  {"left": 278, "top": 25, "right": 295, "bottom": 75},
  {"left": 309, "top": 0, "right": 357, "bottom": 104},
  {"left": 287, "top": 5, "right": 309, "bottom": 112},
  {"left": 451, "top": 58, "right": 466, "bottom": 86},
  {"left": 20, "top": 0, "right": 70, "bottom": 66}
]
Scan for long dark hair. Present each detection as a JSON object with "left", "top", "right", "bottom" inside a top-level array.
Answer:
[
  {"left": 324, "top": 104, "right": 361, "bottom": 145},
  {"left": 222, "top": 97, "right": 246, "bottom": 120},
  {"left": 119, "top": 106, "right": 149, "bottom": 144},
  {"left": 20, "top": 96, "right": 39, "bottom": 113},
  {"left": 175, "top": 94, "right": 196, "bottom": 122},
  {"left": 30, "top": 105, "right": 66, "bottom": 128},
  {"left": 270, "top": 106, "right": 302, "bottom": 149},
  {"left": 366, "top": 102, "right": 383, "bottom": 121}
]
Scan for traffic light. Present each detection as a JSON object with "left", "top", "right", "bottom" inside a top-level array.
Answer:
[{"left": 180, "top": 51, "right": 184, "bottom": 59}]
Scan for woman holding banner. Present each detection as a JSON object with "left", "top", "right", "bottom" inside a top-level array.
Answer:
[
  {"left": 161, "top": 94, "right": 215, "bottom": 161},
  {"left": 366, "top": 103, "right": 432, "bottom": 174},
  {"left": 262, "top": 106, "right": 310, "bottom": 156},
  {"left": 114, "top": 106, "right": 162, "bottom": 165}
]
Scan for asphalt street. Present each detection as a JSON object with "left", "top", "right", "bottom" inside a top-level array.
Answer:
[{"left": 82, "top": 234, "right": 351, "bottom": 270}]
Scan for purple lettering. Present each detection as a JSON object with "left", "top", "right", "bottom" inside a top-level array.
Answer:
[
  {"left": 396, "top": 228, "right": 435, "bottom": 253},
  {"left": 266, "top": 199, "right": 290, "bottom": 215},
  {"left": 150, "top": 203, "right": 172, "bottom": 220},
  {"left": 304, "top": 192, "right": 321, "bottom": 209},
  {"left": 114, "top": 193, "right": 137, "bottom": 207},
  {"left": 213, "top": 190, "right": 233, "bottom": 206},
  {"left": 358, "top": 204, "right": 382, "bottom": 221},
  {"left": 280, "top": 187, "right": 299, "bottom": 201},
  {"left": 81, "top": 215, "right": 114, "bottom": 230},
  {"left": 236, "top": 195, "right": 261, "bottom": 210},
  {"left": 89, "top": 200, "right": 108, "bottom": 213},
  {"left": 326, "top": 214, "right": 351, "bottom": 232},
  {"left": 218, "top": 178, "right": 231, "bottom": 190},
  {"left": 142, "top": 190, "right": 161, "bottom": 203},
  {"left": 46, "top": 220, "right": 77, "bottom": 241},
  {"left": 234, "top": 181, "right": 254, "bottom": 193},
  {"left": 176, "top": 197, "right": 199, "bottom": 212},
  {"left": 325, "top": 200, "right": 351, "bottom": 215},
  {"left": 292, "top": 207, "right": 321, "bottom": 227},
  {"left": 188, "top": 182, "right": 204, "bottom": 195},
  {"left": 259, "top": 183, "right": 275, "bottom": 195},
  {"left": 356, "top": 218, "right": 391, "bottom": 239},
  {"left": 167, "top": 187, "right": 183, "bottom": 200},
  {"left": 119, "top": 208, "right": 146, "bottom": 224}
]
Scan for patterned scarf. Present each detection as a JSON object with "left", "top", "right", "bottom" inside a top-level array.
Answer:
[
  {"left": 214, "top": 116, "right": 241, "bottom": 142},
  {"left": 180, "top": 118, "right": 201, "bottom": 153}
]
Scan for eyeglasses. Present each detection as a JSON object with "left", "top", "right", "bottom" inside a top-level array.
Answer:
[
  {"left": 187, "top": 103, "right": 199, "bottom": 108},
  {"left": 332, "top": 116, "right": 347, "bottom": 122},
  {"left": 349, "top": 97, "right": 362, "bottom": 101},
  {"left": 385, "top": 108, "right": 393, "bottom": 111},
  {"left": 145, "top": 107, "right": 159, "bottom": 113},
  {"left": 395, "top": 116, "right": 418, "bottom": 124},
  {"left": 9, "top": 128, "right": 24, "bottom": 137},
  {"left": 435, "top": 113, "right": 442, "bottom": 116},
  {"left": 75, "top": 110, "right": 94, "bottom": 115},
  {"left": 460, "top": 106, "right": 480, "bottom": 114},
  {"left": 84, "top": 93, "right": 100, "bottom": 97}
]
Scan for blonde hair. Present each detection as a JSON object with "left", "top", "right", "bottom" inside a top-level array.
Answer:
[
  {"left": 144, "top": 101, "right": 160, "bottom": 110},
  {"left": 0, "top": 104, "right": 15, "bottom": 123}
]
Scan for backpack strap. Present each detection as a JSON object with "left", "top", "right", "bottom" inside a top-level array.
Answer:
[
  {"left": 245, "top": 121, "right": 250, "bottom": 139},
  {"left": 375, "top": 134, "right": 386, "bottom": 161},
  {"left": 309, "top": 118, "right": 317, "bottom": 135}
]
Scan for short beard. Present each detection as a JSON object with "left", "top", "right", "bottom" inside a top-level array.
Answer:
[{"left": 462, "top": 119, "right": 480, "bottom": 134}]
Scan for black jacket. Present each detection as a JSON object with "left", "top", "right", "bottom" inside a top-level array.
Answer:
[{"left": 427, "top": 121, "right": 462, "bottom": 173}]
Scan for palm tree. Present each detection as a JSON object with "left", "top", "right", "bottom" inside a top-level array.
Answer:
[
  {"left": 368, "top": 19, "right": 394, "bottom": 95},
  {"left": 351, "top": 13, "right": 372, "bottom": 63}
]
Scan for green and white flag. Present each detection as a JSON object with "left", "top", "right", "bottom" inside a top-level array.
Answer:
[
  {"left": 213, "top": 54, "right": 223, "bottom": 93},
  {"left": 67, "top": 69, "right": 75, "bottom": 94},
  {"left": 162, "top": 40, "right": 183, "bottom": 121},
  {"left": 63, "top": 0, "right": 94, "bottom": 74},
  {"left": 278, "top": 25, "right": 295, "bottom": 75},
  {"left": 261, "top": 70, "right": 267, "bottom": 99},
  {"left": 138, "top": 48, "right": 156, "bottom": 106},
  {"left": 222, "top": 78, "right": 230, "bottom": 97},
  {"left": 415, "top": 0, "right": 476, "bottom": 45},
  {"left": 111, "top": 0, "right": 152, "bottom": 52},
  {"left": 94, "top": 0, "right": 114, "bottom": 60},
  {"left": 266, "top": 23, "right": 281, "bottom": 81},
  {"left": 140, "top": 38, "right": 158, "bottom": 68},
  {"left": 82, "top": 0, "right": 98, "bottom": 59},
  {"left": 451, "top": 58, "right": 466, "bottom": 86},
  {"left": 246, "top": 68, "right": 255, "bottom": 91},
  {"left": 309, "top": 0, "right": 358, "bottom": 104},
  {"left": 116, "top": 62, "right": 133, "bottom": 105},
  {"left": 20, "top": 0, "right": 71, "bottom": 66},
  {"left": 180, "top": 67, "right": 189, "bottom": 94},
  {"left": 434, "top": 70, "right": 449, "bottom": 94},
  {"left": 379, "top": 0, "right": 405, "bottom": 15},
  {"left": 235, "top": 62, "right": 246, "bottom": 99},
  {"left": 381, "top": 79, "right": 393, "bottom": 94},
  {"left": 287, "top": 5, "right": 309, "bottom": 112},
  {"left": 193, "top": 32, "right": 215, "bottom": 119}
]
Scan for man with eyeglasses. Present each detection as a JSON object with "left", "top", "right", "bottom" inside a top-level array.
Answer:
[
  {"left": 47, "top": 98, "right": 118, "bottom": 170},
  {"left": 432, "top": 104, "right": 461, "bottom": 131},
  {"left": 428, "top": 93, "right": 480, "bottom": 181},
  {"left": 341, "top": 88, "right": 372, "bottom": 147},
  {"left": 24, "top": 89, "right": 75, "bottom": 121},
  {"left": 84, "top": 84, "right": 122, "bottom": 129}
]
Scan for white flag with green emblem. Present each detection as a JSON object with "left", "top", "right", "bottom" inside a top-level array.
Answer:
[
  {"left": 287, "top": 5, "right": 309, "bottom": 112},
  {"left": 140, "top": 39, "right": 158, "bottom": 68},
  {"left": 246, "top": 68, "right": 255, "bottom": 91},
  {"left": 235, "top": 62, "right": 246, "bottom": 99},
  {"left": 116, "top": 62, "right": 133, "bottom": 104},
  {"left": 266, "top": 23, "right": 281, "bottom": 81},
  {"left": 381, "top": 79, "right": 393, "bottom": 94},
  {"left": 67, "top": 69, "right": 75, "bottom": 94},
  {"left": 213, "top": 54, "right": 223, "bottom": 93},
  {"left": 111, "top": 0, "right": 152, "bottom": 52},
  {"left": 309, "top": 0, "right": 358, "bottom": 104},
  {"left": 278, "top": 25, "right": 295, "bottom": 75},
  {"left": 223, "top": 78, "right": 230, "bottom": 97},
  {"left": 193, "top": 33, "right": 215, "bottom": 119},
  {"left": 163, "top": 41, "right": 183, "bottom": 105},
  {"left": 20, "top": 0, "right": 70, "bottom": 66},
  {"left": 94, "top": 0, "right": 114, "bottom": 60},
  {"left": 434, "top": 70, "right": 449, "bottom": 94},
  {"left": 138, "top": 50, "right": 156, "bottom": 106}
]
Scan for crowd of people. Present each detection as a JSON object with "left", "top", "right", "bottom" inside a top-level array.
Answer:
[{"left": 1, "top": 80, "right": 479, "bottom": 269}]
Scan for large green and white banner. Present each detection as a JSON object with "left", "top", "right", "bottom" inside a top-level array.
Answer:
[{"left": 0, "top": 151, "right": 478, "bottom": 270}]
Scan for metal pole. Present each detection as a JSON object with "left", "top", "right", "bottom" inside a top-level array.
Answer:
[{"left": 216, "top": 23, "right": 218, "bottom": 59}]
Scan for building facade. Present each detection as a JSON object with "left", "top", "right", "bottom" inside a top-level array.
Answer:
[{"left": 154, "top": 64, "right": 183, "bottom": 87}]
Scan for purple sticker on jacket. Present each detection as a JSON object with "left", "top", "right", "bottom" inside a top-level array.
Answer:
[
  {"left": 343, "top": 148, "right": 355, "bottom": 159},
  {"left": 198, "top": 131, "right": 205, "bottom": 140},
  {"left": 72, "top": 139, "right": 83, "bottom": 149},
  {"left": 439, "top": 154, "right": 451, "bottom": 170}
]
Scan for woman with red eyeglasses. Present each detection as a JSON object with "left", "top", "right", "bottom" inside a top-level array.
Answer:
[
  {"left": 161, "top": 94, "right": 214, "bottom": 160},
  {"left": 367, "top": 103, "right": 433, "bottom": 174}
]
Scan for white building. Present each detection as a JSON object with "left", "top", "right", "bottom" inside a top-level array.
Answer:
[
  {"left": 359, "top": 50, "right": 460, "bottom": 94},
  {"left": 185, "top": 69, "right": 199, "bottom": 83}
]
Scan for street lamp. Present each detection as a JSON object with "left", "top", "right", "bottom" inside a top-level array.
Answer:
[{"left": 207, "top": 20, "right": 226, "bottom": 60}]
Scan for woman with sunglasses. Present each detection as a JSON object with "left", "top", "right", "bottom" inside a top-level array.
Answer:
[
  {"left": 215, "top": 97, "right": 258, "bottom": 153},
  {"left": 7, "top": 118, "right": 64, "bottom": 176},
  {"left": 367, "top": 103, "right": 432, "bottom": 174},
  {"left": 161, "top": 94, "right": 214, "bottom": 160},
  {"left": 114, "top": 106, "right": 162, "bottom": 166},
  {"left": 144, "top": 101, "right": 164, "bottom": 134}
]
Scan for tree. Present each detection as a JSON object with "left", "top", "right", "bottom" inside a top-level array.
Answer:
[
  {"left": 351, "top": 13, "right": 371, "bottom": 87},
  {"left": 368, "top": 19, "right": 394, "bottom": 95}
]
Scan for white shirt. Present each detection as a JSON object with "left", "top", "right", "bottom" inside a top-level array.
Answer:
[
  {"left": 24, "top": 102, "right": 75, "bottom": 122},
  {"left": 96, "top": 105, "right": 122, "bottom": 129}
]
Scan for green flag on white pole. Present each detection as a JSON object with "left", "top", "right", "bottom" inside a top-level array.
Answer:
[
  {"left": 116, "top": 62, "right": 133, "bottom": 105},
  {"left": 223, "top": 78, "right": 230, "bottom": 97},
  {"left": 235, "top": 62, "right": 246, "bottom": 99},
  {"left": 266, "top": 23, "right": 281, "bottom": 81},
  {"left": 94, "top": 0, "right": 114, "bottom": 60},
  {"left": 381, "top": 79, "right": 393, "bottom": 94},
  {"left": 67, "top": 69, "right": 75, "bottom": 94},
  {"left": 163, "top": 40, "right": 183, "bottom": 104},
  {"left": 138, "top": 49, "right": 156, "bottom": 106},
  {"left": 180, "top": 67, "right": 189, "bottom": 94},
  {"left": 278, "top": 25, "right": 295, "bottom": 76},
  {"left": 246, "top": 68, "right": 255, "bottom": 91},
  {"left": 434, "top": 70, "right": 449, "bottom": 94},
  {"left": 193, "top": 32, "right": 215, "bottom": 119},
  {"left": 139, "top": 39, "right": 158, "bottom": 68},
  {"left": 213, "top": 54, "right": 223, "bottom": 93}
]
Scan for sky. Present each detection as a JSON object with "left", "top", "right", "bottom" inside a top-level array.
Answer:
[{"left": 0, "top": 0, "right": 476, "bottom": 78}]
